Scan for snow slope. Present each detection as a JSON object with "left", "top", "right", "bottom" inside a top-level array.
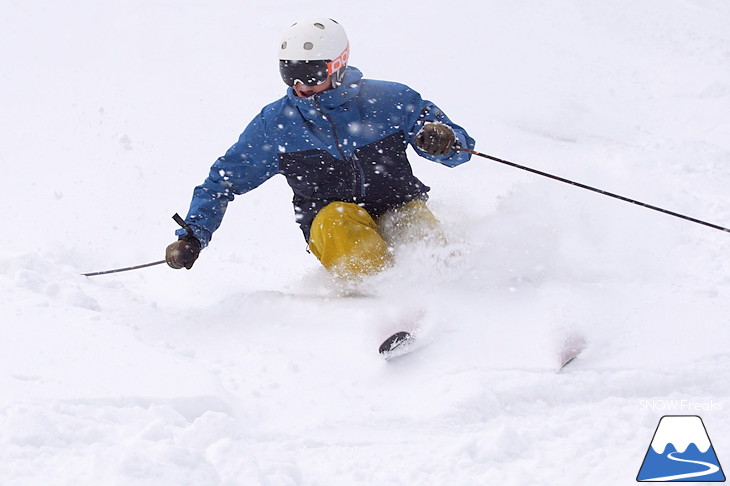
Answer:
[{"left": 2, "top": 1, "right": 729, "bottom": 484}]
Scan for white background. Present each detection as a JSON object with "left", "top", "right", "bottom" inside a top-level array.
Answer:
[{"left": 1, "top": 1, "right": 729, "bottom": 484}]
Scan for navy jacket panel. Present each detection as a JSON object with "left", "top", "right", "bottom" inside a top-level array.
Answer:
[{"left": 178, "top": 67, "right": 475, "bottom": 247}]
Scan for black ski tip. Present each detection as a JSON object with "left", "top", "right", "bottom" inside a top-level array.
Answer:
[{"left": 379, "top": 331, "right": 412, "bottom": 356}]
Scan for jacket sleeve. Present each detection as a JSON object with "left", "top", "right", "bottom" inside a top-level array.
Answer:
[
  {"left": 176, "top": 111, "right": 279, "bottom": 247},
  {"left": 402, "top": 88, "right": 475, "bottom": 167}
]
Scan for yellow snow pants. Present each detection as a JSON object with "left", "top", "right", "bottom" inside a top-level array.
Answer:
[{"left": 308, "top": 200, "right": 442, "bottom": 278}]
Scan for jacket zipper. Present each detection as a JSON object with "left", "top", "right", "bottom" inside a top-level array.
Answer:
[
  {"left": 350, "top": 152, "right": 367, "bottom": 197},
  {"left": 314, "top": 97, "right": 366, "bottom": 199}
]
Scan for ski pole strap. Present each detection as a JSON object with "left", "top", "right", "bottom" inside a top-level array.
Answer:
[
  {"left": 462, "top": 148, "right": 730, "bottom": 235},
  {"left": 172, "top": 213, "right": 195, "bottom": 238}
]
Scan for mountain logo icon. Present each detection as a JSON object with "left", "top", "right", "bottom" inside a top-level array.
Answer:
[{"left": 637, "top": 415, "right": 725, "bottom": 482}]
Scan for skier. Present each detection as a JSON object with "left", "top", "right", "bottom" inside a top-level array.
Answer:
[{"left": 166, "top": 17, "right": 475, "bottom": 278}]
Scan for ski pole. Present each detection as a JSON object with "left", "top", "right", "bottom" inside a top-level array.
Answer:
[
  {"left": 81, "top": 259, "right": 166, "bottom": 277},
  {"left": 461, "top": 148, "right": 730, "bottom": 235},
  {"left": 81, "top": 213, "right": 193, "bottom": 277}
]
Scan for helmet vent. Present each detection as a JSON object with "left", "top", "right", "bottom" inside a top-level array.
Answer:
[
  {"left": 314, "top": 22, "right": 325, "bottom": 30},
  {"left": 281, "top": 41, "right": 287, "bottom": 49},
  {"left": 303, "top": 42, "right": 314, "bottom": 50}
]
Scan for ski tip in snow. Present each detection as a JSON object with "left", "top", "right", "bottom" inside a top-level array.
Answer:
[
  {"left": 379, "top": 331, "right": 415, "bottom": 360},
  {"left": 558, "top": 333, "right": 587, "bottom": 372}
]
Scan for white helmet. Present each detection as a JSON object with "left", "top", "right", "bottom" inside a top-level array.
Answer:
[{"left": 279, "top": 18, "right": 350, "bottom": 88}]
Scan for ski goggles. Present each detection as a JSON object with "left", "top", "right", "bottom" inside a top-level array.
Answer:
[{"left": 279, "top": 59, "right": 331, "bottom": 87}]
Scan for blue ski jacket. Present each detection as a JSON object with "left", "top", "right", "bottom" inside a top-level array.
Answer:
[{"left": 178, "top": 66, "right": 475, "bottom": 246}]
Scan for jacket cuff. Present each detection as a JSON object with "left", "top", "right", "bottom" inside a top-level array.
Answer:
[{"left": 175, "top": 224, "right": 211, "bottom": 248}]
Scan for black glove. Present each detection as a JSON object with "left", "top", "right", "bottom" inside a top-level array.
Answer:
[
  {"left": 165, "top": 237, "right": 201, "bottom": 269},
  {"left": 415, "top": 122, "right": 456, "bottom": 156}
]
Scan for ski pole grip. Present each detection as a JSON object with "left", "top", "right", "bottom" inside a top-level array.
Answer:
[{"left": 172, "top": 213, "right": 195, "bottom": 238}]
